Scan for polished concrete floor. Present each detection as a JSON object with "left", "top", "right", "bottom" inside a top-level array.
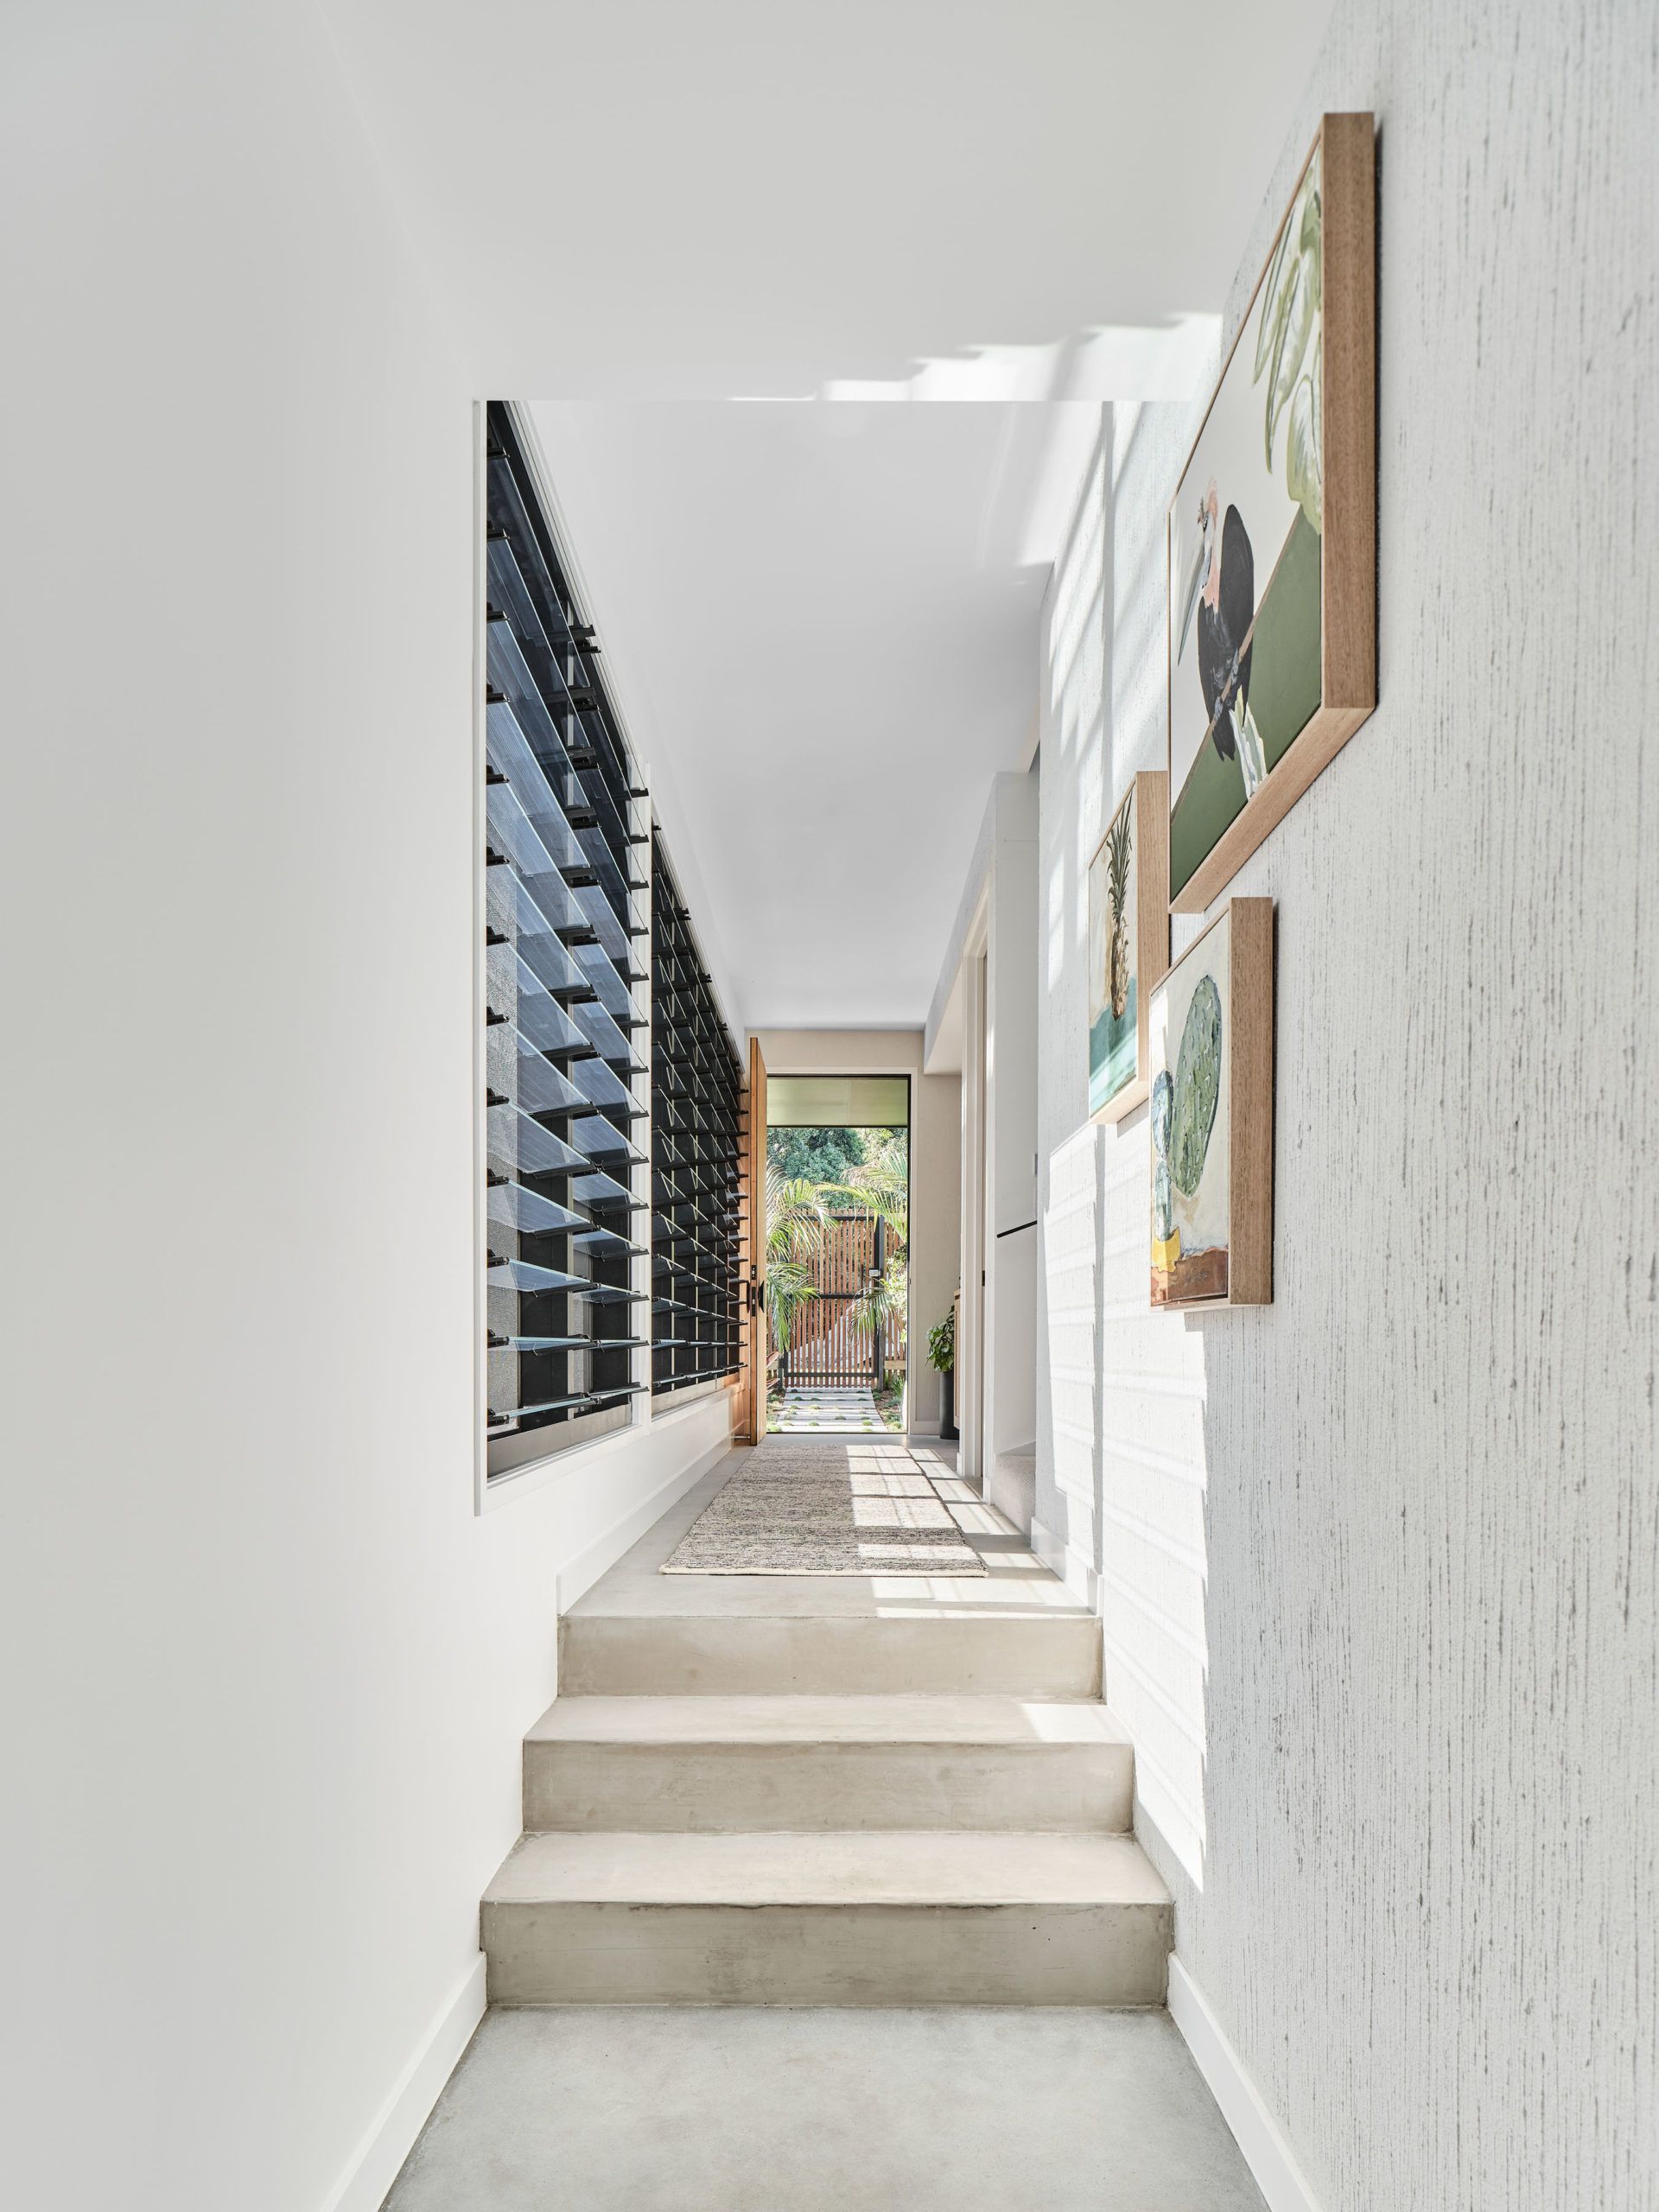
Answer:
[
  {"left": 382, "top": 2006, "right": 1265, "bottom": 2210},
  {"left": 568, "top": 1439, "right": 1085, "bottom": 1621}
]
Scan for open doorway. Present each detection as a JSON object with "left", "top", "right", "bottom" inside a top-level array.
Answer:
[{"left": 764, "top": 1076, "right": 910, "bottom": 1434}]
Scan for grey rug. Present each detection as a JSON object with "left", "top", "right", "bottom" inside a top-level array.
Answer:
[{"left": 660, "top": 1438, "right": 987, "bottom": 1576}]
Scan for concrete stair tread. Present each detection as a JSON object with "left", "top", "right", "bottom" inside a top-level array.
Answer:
[
  {"left": 526, "top": 1694, "right": 1134, "bottom": 1748},
  {"left": 485, "top": 1829, "right": 1170, "bottom": 1909}
]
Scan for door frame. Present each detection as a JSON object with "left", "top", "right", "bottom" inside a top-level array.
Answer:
[{"left": 734, "top": 1036, "right": 767, "bottom": 1444}]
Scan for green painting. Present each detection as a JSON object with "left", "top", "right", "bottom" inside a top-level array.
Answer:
[{"left": 1168, "top": 146, "right": 1325, "bottom": 900}]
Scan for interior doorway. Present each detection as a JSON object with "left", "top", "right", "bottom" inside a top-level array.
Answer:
[{"left": 765, "top": 1076, "right": 910, "bottom": 1434}]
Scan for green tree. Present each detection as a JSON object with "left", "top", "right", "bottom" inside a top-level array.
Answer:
[{"left": 767, "top": 1125, "right": 867, "bottom": 1183}]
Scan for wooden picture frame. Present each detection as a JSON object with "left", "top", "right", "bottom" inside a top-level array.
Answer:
[
  {"left": 1166, "top": 111, "right": 1376, "bottom": 914},
  {"left": 1088, "top": 769, "right": 1169, "bottom": 1124},
  {"left": 1148, "top": 898, "right": 1274, "bottom": 1309}
]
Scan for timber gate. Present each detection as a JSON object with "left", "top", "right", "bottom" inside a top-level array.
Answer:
[{"left": 781, "top": 1213, "right": 906, "bottom": 1388}]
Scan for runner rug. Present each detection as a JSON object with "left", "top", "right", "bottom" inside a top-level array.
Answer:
[{"left": 659, "top": 1436, "right": 985, "bottom": 1577}]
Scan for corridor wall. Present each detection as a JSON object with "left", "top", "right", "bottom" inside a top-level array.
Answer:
[
  {"left": 0, "top": 11, "right": 731, "bottom": 2209},
  {"left": 1033, "top": 8, "right": 1657, "bottom": 2207}
]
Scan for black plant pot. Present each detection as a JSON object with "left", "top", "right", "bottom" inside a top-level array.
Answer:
[{"left": 939, "top": 1364, "right": 958, "bottom": 1443}]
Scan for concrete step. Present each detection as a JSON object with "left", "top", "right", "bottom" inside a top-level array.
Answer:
[
  {"left": 557, "top": 1611, "right": 1101, "bottom": 1698},
  {"left": 523, "top": 1694, "right": 1135, "bottom": 1832},
  {"left": 480, "top": 1830, "right": 1172, "bottom": 2005}
]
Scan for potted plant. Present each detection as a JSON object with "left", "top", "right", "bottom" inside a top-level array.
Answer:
[{"left": 929, "top": 1302, "right": 957, "bottom": 1442}]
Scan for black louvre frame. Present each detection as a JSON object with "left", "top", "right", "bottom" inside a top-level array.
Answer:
[
  {"left": 651, "top": 835, "right": 742, "bottom": 1398},
  {"left": 483, "top": 403, "right": 652, "bottom": 1452}
]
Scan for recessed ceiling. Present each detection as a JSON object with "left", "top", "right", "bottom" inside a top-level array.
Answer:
[{"left": 531, "top": 400, "right": 1094, "bottom": 1027}]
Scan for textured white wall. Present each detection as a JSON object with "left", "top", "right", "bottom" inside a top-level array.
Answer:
[
  {"left": 1035, "top": 8, "right": 1658, "bottom": 2208},
  {"left": 0, "top": 10, "right": 730, "bottom": 2209}
]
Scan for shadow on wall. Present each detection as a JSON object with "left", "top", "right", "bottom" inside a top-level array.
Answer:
[
  {"left": 1039, "top": 1108, "right": 1213, "bottom": 1902},
  {"left": 1037, "top": 396, "right": 1218, "bottom": 1900},
  {"left": 1080, "top": 1102, "right": 1211, "bottom": 1898}
]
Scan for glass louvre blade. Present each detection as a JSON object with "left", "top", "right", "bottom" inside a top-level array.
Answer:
[
  {"left": 486, "top": 765, "right": 584, "bottom": 883},
  {"left": 487, "top": 948, "right": 589, "bottom": 1059},
  {"left": 575, "top": 880, "right": 641, "bottom": 967},
  {"left": 571, "top": 1112, "right": 640, "bottom": 1162},
  {"left": 487, "top": 1182, "right": 588, "bottom": 1236},
  {"left": 572, "top": 1166, "right": 638, "bottom": 1209},
  {"left": 486, "top": 466, "right": 636, "bottom": 804},
  {"left": 487, "top": 1104, "right": 585, "bottom": 1179},
  {"left": 486, "top": 531, "right": 578, "bottom": 679},
  {"left": 486, "top": 529, "right": 636, "bottom": 821},
  {"left": 573, "top": 1224, "right": 646, "bottom": 1255},
  {"left": 486, "top": 868, "right": 589, "bottom": 1000},
  {"left": 486, "top": 711, "right": 590, "bottom": 876},
  {"left": 492, "top": 1393, "right": 592, "bottom": 1423},
  {"left": 572, "top": 942, "right": 645, "bottom": 1024},
  {"left": 574, "top": 1055, "right": 641, "bottom": 1117},
  {"left": 570, "top": 995, "right": 644, "bottom": 1070},
  {"left": 486, "top": 613, "right": 643, "bottom": 877},
  {"left": 486, "top": 1258, "right": 594, "bottom": 1294},
  {"left": 505, "top": 1045, "right": 587, "bottom": 1120},
  {"left": 486, "top": 615, "right": 586, "bottom": 792}
]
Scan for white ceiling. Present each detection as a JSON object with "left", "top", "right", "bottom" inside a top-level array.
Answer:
[
  {"left": 322, "top": 0, "right": 1335, "bottom": 1028},
  {"left": 531, "top": 400, "right": 1093, "bottom": 1027},
  {"left": 323, "top": 0, "right": 1334, "bottom": 401}
]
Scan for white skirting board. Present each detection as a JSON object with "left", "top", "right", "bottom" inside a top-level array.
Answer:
[
  {"left": 319, "top": 1952, "right": 487, "bottom": 2212},
  {"left": 1167, "top": 1956, "right": 1325, "bottom": 2212},
  {"left": 555, "top": 1421, "right": 734, "bottom": 1612},
  {"left": 1029, "top": 1514, "right": 1100, "bottom": 1610}
]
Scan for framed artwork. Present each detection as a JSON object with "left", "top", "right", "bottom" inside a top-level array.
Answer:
[
  {"left": 1166, "top": 111, "right": 1376, "bottom": 913},
  {"left": 1149, "top": 898, "right": 1274, "bottom": 1309},
  {"left": 1088, "top": 770, "right": 1169, "bottom": 1123}
]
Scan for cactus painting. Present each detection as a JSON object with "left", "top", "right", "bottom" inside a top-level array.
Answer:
[
  {"left": 1149, "top": 899, "right": 1275, "bottom": 1309},
  {"left": 1088, "top": 772, "right": 1169, "bottom": 1125}
]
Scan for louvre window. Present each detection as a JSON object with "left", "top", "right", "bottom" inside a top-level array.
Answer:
[
  {"left": 651, "top": 839, "right": 742, "bottom": 1398},
  {"left": 483, "top": 404, "right": 653, "bottom": 1464}
]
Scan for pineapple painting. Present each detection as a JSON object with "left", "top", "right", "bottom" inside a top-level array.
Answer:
[{"left": 1088, "top": 772, "right": 1167, "bottom": 1125}]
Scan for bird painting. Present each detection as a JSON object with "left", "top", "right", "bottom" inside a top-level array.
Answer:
[{"left": 1176, "top": 478, "right": 1260, "bottom": 792}]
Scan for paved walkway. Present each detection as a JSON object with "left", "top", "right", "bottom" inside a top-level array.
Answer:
[{"left": 772, "top": 1386, "right": 881, "bottom": 1432}]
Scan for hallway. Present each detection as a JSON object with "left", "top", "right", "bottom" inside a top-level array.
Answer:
[{"left": 11, "top": 11, "right": 1656, "bottom": 2211}]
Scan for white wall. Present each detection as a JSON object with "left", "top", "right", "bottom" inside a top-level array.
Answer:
[
  {"left": 754, "top": 1031, "right": 960, "bottom": 1433},
  {"left": 1035, "top": 9, "right": 1658, "bottom": 2208},
  {"left": 0, "top": 9, "right": 728, "bottom": 2208}
]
